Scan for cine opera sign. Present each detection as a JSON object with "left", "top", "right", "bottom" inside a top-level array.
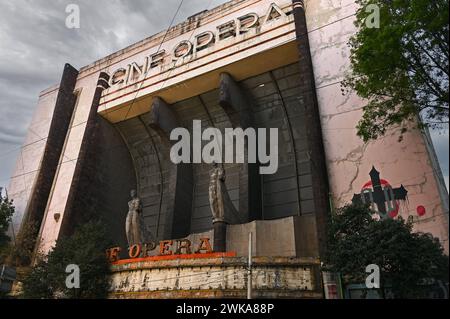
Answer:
[
  {"left": 106, "top": 238, "right": 214, "bottom": 262},
  {"left": 108, "top": 3, "right": 290, "bottom": 88}
]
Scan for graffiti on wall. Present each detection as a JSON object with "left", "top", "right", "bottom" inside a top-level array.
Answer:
[{"left": 352, "top": 166, "right": 409, "bottom": 219}]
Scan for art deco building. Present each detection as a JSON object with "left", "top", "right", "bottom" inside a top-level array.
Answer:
[{"left": 7, "top": 0, "right": 448, "bottom": 298}]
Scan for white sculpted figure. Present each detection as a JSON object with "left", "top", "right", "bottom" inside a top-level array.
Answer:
[{"left": 125, "top": 189, "right": 150, "bottom": 246}]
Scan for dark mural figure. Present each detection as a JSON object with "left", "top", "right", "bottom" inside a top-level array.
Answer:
[{"left": 352, "top": 166, "right": 408, "bottom": 219}]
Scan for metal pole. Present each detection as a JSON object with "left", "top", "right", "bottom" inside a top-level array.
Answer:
[
  {"left": 0, "top": 265, "right": 5, "bottom": 287},
  {"left": 338, "top": 272, "right": 344, "bottom": 299},
  {"left": 247, "top": 232, "right": 252, "bottom": 299}
]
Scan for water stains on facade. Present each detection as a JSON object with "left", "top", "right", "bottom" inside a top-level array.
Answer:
[{"left": 6, "top": 0, "right": 449, "bottom": 298}]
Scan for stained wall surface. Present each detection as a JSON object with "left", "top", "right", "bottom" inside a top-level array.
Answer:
[
  {"left": 305, "top": 0, "right": 449, "bottom": 251},
  {"left": 6, "top": 86, "right": 59, "bottom": 237},
  {"left": 7, "top": 0, "right": 448, "bottom": 256}
]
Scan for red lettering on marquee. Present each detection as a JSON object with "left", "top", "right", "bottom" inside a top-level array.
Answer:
[
  {"left": 195, "top": 238, "right": 213, "bottom": 254},
  {"left": 159, "top": 240, "right": 173, "bottom": 256}
]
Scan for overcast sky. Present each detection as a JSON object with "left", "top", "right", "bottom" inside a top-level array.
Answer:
[
  {"left": 0, "top": 0, "right": 229, "bottom": 185},
  {"left": 0, "top": 0, "right": 448, "bottom": 191}
]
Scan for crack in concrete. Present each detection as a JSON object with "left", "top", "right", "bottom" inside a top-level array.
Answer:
[{"left": 330, "top": 143, "right": 368, "bottom": 205}]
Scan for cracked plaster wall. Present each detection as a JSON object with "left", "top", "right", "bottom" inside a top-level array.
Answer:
[{"left": 305, "top": 0, "right": 449, "bottom": 252}]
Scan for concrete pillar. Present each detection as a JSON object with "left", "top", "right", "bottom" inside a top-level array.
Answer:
[
  {"left": 21, "top": 64, "right": 78, "bottom": 238},
  {"left": 292, "top": 0, "right": 331, "bottom": 257},
  {"left": 148, "top": 96, "right": 194, "bottom": 239},
  {"left": 213, "top": 221, "right": 227, "bottom": 252},
  {"left": 219, "top": 73, "right": 262, "bottom": 222},
  {"left": 60, "top": 72, "right": 110, "bottom": 236}
]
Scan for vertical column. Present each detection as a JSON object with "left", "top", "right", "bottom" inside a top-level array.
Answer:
[
  {"left": 148, "top": 97, "right": 193, "bottom": 239},
  {"left": 292, "top": 0, "right": 331, "bottom": 256},
  {"left": 21, "top": 64, "right": 78, "bottom": 236},
  {"left": 60, "top": 72, "right": 110, "bottom": 235},
  {"left": 219, "top": 73, "right": 262, "bottom": 222}
]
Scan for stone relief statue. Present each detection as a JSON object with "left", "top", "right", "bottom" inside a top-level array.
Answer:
[
  {"left": 209, "top": 163, "right": 226, "bottom": 223},
  {"left": 125, "top": 189, "right": 152, "bottom": 246},
  {"left": 208, "top": 163, "right": 243, "bottom": 224}
]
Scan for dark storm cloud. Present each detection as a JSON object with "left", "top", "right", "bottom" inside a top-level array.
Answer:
[{"left": 0, "top": 0, "right": 228, "bottom": 183}]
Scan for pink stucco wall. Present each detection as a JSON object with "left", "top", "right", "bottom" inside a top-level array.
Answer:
[{"left": 306, "top": 0, "right": 449, "bottom": 251}]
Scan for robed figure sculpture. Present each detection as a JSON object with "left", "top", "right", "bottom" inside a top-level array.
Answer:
[
  {"left": 209, "top": 163, "right": 226, "bottom": 223},
  {"left": 125, "top": 189, "right": 151, "bottom": 246},
  {"left": 208, "top": 163, "right": 242, "bottom": 224},
  {"left": 208, "top": 163, "right": 243, "bottom": 252}
]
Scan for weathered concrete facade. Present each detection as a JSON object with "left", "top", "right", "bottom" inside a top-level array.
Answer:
[
  {"left": 22, "top": 0, "right": 327, "bottom": 256},
  {"left": 6, "top": 0, "right": 449, "bottom": 298},
  {"left": 305, "top": 0, "right": 448, "bottom": 251},
  {"left": 109, "top": 256, "right": 322, "bottom": 299}
]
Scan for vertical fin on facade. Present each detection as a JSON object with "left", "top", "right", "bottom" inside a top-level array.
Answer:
[
  {"left": 21, "top": 64, "right": 79, "bottom": 239},
  {"left": 219, "top": 72, "right": 262, "bottom": 222},
  {"left": 148, "top": 97, "right": 194, "bottom": 239},
  {"left": 292, "top": 0, "right": 331, "bottom": 257}
]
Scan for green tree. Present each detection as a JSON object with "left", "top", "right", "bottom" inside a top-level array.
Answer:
[
  {"left": 343, "top": 0, "right": 449, "bottom": 141},
  {"left": 8, "top": 221, "right": 39, "bottom": 266},
  {"left": 22, "top": 221, "right": 111, "bottom": 299},
  {"left": 0, "top": 188, "right": 14, "bottom": 258},
  {"left": 324, "top": 204, "right": 449, "bottom": 298}
]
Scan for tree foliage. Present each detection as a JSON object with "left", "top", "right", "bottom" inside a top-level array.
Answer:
[
  {"left": 0, "top": 189, "right": 14, "bottom": 254},
  {"left": 324, "top": 204, "right": 449, "bottom": 298},
  {"left": 21, "top": 221, "right": 111, "bottom": 299},
  {"left": 343, "top": 0, "right": 449, "bottom": 141},
  {"left": 7, "top": 221, "right": 39, "bottom": 267}
]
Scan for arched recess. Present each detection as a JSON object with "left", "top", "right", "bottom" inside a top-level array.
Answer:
[
  {"left": 219, "top": 72, "right": 262, "bottom": 222},
  {"left": 110, "top": 61, "right": 312, "bottom": 238},
  {"left": 115, "top": 117, "right": 165, "bottom": 240},
  {"left": 93, "top": 118, "right": 138, "bottom": 248},
  {"left": 146, "top": 97, "right": 194, "bottom": 240},
  {"left": 115, "top": 97, "right": 193, "bottom": 240},
  {"left": 239, "top": 62, "right": 315, "bottom": 219},
  {"left": 171, "top": 89, "right": 242, "bottom": 233}
]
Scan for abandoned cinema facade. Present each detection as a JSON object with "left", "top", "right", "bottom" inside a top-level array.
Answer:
[{"left": 6, "top": 0, "right": 449, "bottom": 298}]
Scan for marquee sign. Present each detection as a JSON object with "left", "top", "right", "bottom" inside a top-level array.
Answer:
[
  {"left": 107, "top": 3, "right": 291, "bottom": 88},
  {"left": 106, "top": 238, "right": 215, "bottom": 263}
]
